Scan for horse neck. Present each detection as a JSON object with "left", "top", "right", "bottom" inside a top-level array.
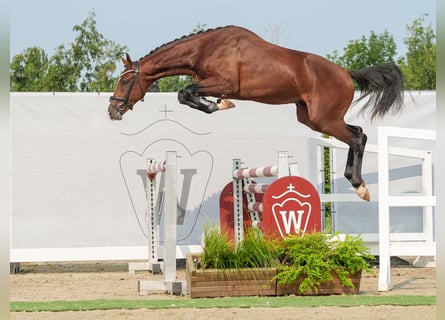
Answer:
[{"left": 138, "top": 43, "right": 198, "bottom": 86}]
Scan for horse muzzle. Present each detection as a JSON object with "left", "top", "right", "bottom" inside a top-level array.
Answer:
[{"left": 108, "top": 104, "right": 123, "bottom": 121}]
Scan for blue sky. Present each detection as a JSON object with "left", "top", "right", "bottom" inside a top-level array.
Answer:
[{"left": 10, "top": 0, "right": 436, "bottom": 60}]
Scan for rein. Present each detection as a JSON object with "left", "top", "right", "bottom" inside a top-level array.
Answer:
[{"left": 109, "top": 61, "right": 145, "bottom": 115}]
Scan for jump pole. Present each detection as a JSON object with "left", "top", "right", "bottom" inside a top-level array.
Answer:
[
  {"left": 128, "top": 158, "right": 164, "bottom": 274},
  {"left": 163, "top": 150, "right": 177, "bottom": 288},
  {"left": 147, "top": 157, "right": 164, "bottom": 273},
  {"left": 232, "top": 151, "right": 291, "bottom": 246},
  {"left": 138, "top": 151, "right": 183, "bottom": 295}
]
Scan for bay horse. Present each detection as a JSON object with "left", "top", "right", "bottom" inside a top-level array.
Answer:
[{"left": 108, "top": 26, "right": 404, "bottom": 201}]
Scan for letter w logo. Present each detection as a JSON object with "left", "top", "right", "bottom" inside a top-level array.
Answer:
[
  {"left": 136, "top": 168, "right": 196, "bottom": 225},
  {"left": 278, "top": 210, "right": 304, "bottom": 235}
]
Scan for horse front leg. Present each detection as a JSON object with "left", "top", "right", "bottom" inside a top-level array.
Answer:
[
  {"left": 344, "top": 125, "right": 369, "bottom": 201},
  {"left": 177, "top": 83, "right": 235, "bottom": 114},
  {"left": 178, "top": 89, "right": 218, "bottom": 113}
]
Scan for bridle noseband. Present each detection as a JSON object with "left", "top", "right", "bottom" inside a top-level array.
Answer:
[{"left": 109, "top": 61, "right": 145, "bottom": 116}]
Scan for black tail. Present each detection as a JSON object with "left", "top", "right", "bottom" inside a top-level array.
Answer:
[{"left": 349, "top": 63, "right": 404, "bottom": 120}]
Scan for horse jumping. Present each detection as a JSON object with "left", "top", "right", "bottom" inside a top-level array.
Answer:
[{"left": 108, "top": 26, "right": 404, "bottom": 201}]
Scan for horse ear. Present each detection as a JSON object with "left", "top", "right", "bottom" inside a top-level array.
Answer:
[
  {"left": 126, "top": 53, "right": 133, "bottom": 64},
  {"left": 121, "top": 53, "right": 133, "bottom": 67}
]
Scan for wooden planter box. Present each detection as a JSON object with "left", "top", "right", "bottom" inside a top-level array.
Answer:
[
  {"left": 186, "top": 255, "right": 362, "bottom": 298},
  {"left": 276, "top": 270, "right": 362, "bottom": 296},
  {"left": 186, "top": 255, "right": 276, "bottom": 298}
]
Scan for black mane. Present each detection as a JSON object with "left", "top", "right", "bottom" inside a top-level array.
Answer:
[{"left": 139, "top": 26, "right": 232, "bottom": 60}]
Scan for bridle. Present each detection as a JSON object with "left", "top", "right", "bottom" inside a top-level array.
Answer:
[{"left": 109, "top": 61, "right": 145, "bottom": 116}]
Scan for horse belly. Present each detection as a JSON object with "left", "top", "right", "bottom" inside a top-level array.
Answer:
[
  {"left": 238, "top": 80, "right": 300, "bottom": 105},
  {"left": 237, "top": 54, "right": 306, "bottom": 104}
]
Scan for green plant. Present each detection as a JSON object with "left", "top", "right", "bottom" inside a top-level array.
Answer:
[
  {"left": 201, "top": 227, "right": 235, "bottom": 269},
  {"left": 275, "top": 232, "right": 375, "bottom": 294},
  {"left": 201, "top": 227, "right": 280, "bottom": 269},
  {"left": 200, "top": 228, "right": 374, "bottom": 295},
  {"left": 235, "top": 227, "right": 281, "bottom": 268}
]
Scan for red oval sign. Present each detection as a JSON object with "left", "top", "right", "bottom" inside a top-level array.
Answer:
[
  {"left": 219, "top": 181, "right": 263, "bottom": 241},
  {"left": 262, "top": 176, "right": 321, "bottom": 238}
]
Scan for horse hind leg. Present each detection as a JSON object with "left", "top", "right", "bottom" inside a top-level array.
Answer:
[
  {"left": 295, "top": 97, "right": 369, "bottom": 200},
  {"left": 344, "top": 125, "right": 370, "bottom": 201},
  {"left": 344, "top": 125, "right": 363, "bottom": 181},
  {"left": 307, "top": 112, "right": 369, "bottom": 201}
]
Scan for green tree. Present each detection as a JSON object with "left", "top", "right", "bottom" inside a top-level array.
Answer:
[
  {"left": 10, "top": 47, "right": 48, "bottom": 91},
  {"left": 327, "top": 30, "right": 397, "bottom": 70},
  {"left": 70, "top": 10, "right": 127, "bottom": 92},
  {"left": 10, "top": 10, "right": 127, "bottom": 92},
  {"left": 156, "top": 23, "right": 208, "bottom": 92},
  {"left": 41, "top": 44, "right": 80, "bottom": 92},
  {"left": 398, "top": 14, "right": 436, "bottom": 90},
  {"left": 157, "top": 76, "right": 194, "bottom": 92}
]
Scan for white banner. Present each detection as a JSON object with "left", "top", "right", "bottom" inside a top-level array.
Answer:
[
  {"left": 10, "top": 91, "right": 435, "bottom": 261},
  {"left": 11, "top": 92, "right": 315, "bottom": 261}
]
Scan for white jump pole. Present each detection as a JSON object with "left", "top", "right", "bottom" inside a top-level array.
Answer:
[
  {"left": 232, "top": 158, "right": 244, "bottom": 247},
  {"left": 139, "top": 151, "right": 182, "bottom": 295},
  {"left": 146, "top": 158, "right": 161, "bottom": 270},
  {"left": 163, "top": 151, "right": 177, "bottom": 285}
]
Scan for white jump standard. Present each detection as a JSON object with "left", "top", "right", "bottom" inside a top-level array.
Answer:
[
  {"left": 137, "top": 151, "right": 184, "bottom": 295},
  {"left": 146, "top": 157, "right": 166, "bottom": 273}
]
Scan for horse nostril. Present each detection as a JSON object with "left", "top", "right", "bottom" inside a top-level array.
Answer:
[{"left": 108, "top": 111, "right": 116, "bottom": 121}]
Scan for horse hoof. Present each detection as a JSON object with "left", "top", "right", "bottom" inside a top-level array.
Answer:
[
  {"left": 217, "top": 99, "right": 235, "bottom": 110},
  {"left": 355, "top": 183, "right": 370, "bottom": 201}
]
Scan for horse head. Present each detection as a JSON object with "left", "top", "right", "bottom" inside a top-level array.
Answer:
[{"left": 108, "top": 53, "right": 146, "bottom": 120}]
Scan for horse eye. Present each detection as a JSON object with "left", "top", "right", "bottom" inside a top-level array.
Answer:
[{"left": 122, "top": 79, "right": 128, "bottom": 85}]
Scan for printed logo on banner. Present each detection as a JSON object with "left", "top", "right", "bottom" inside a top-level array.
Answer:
[
  {"left": 262, "top": 176, "right": 321, "bottom": 238},
  {"left": 119, "top": 116, "right": 213, "bottom": 243},
  {"left": 136, "top": 167, "right": 197, "bottom": 224}
]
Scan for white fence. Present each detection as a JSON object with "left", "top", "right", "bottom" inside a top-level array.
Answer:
[
  {"left": 377, "top": 127, "right": 436, "bottom": 291},
  {"left": 308, "top": 126, "right": 436, "bottom": 291}
]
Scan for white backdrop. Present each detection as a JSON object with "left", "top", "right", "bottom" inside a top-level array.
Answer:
[{"left": 10, "top": 91, "right": 435, "bottom": 262}]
